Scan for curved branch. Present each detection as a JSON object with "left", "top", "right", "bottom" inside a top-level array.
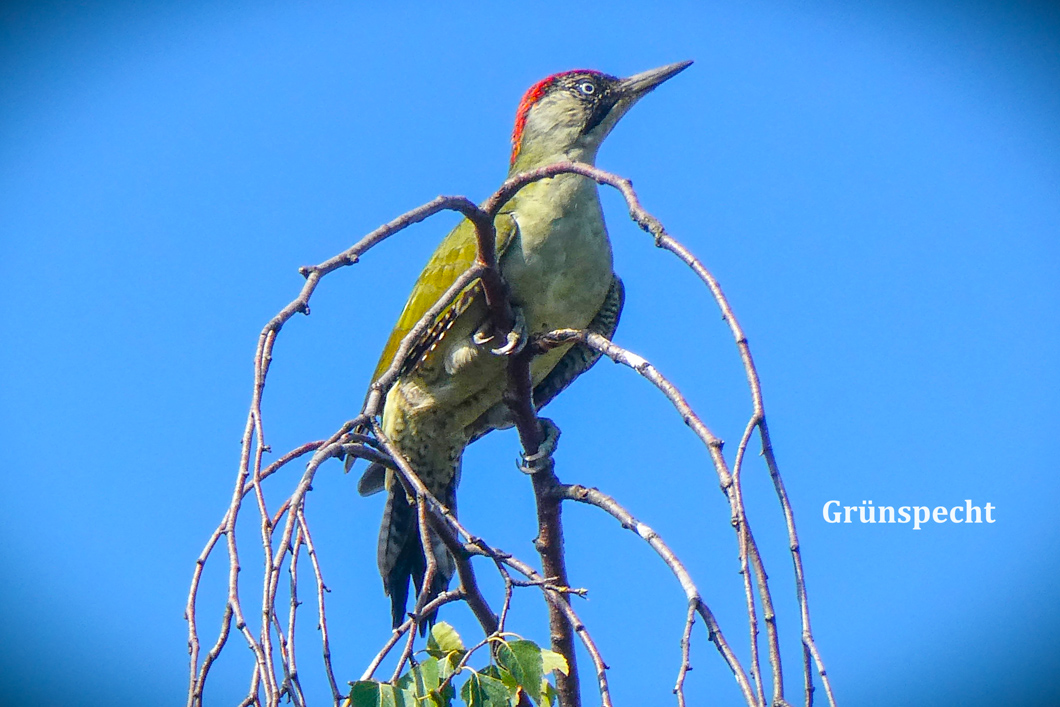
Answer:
[
  {"left": 496, "top": 553, "right": 614, "bottom": 707},
  {"left": 295, "top": 509, "right": 340, "bottom": 705},
  {"left": 189, "top": 193, "right": 503, "bottom": 704},
  {"left": 625, "top": 186, "right": 837, "bottom": 707},
  {"left": 535, "top": 327, "right": 783, "bottom": 705},
  {"left": 554, "top": 484, "right": 757, "bottom": 706},
  {"left": 360, "top": 590, "right": 467, "bottom": 681}
]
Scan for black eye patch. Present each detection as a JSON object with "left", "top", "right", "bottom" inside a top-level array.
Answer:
[{"left": 582, "top": 86, "right": 617, "bottom": 134}]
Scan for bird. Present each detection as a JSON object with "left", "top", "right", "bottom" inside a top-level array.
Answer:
[{"left": 355, "top": 60, "right": 692, "bottom": 630}]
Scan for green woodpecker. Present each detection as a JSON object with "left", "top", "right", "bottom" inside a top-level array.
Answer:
[{"left": 357, "top": 60, "right": 692, "bottom": 628}]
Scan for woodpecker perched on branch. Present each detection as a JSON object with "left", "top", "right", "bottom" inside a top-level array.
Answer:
[{"left": 356, "top": 61, "right": 692, "bottom": 629}]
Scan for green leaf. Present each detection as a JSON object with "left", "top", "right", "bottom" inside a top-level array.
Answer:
[
  {"left": 460, "top": 671, "right": 511, "bottom": 707},
  {"left": 438, "top": 651, "right": 462, "bottom": 682},
  {"left": 348, "top": 681, "right": 383, "bottom": 707},
  {"left": 496, "top": 640, "right": 543, "bottom": 706},
  {"left": 461, "top": 673, "right": 484, "bottom": 707},
  {"left": 398, "top": 686, "right": 418, "bottom": 707},
  {"left": 480, "top": 666, "right": 520, "bottom": 706},
  {"left": 398, "top": 657, "right": 442, "bottom": 697},
  {"left": 477, "top": 672, "right": 512, "bottom": 706},
  {"left": 540, "top": 650, "right": 568, "bottom": 677},
  {"left": 540, "top": 680, "right": 557, "bottom": 707},
  {"left": 435, "top": 678, "right": 456, "bottom": 707},
  {"left": 427, "top": 622, "right": 466, "bottom": 658},
  {"left": 384, "top": 684, "right": 406, "bottom": 707},
  {"left": 346, "top": 681, "right": 409, "bottom": 707},
  {"left": 420, "top": 658, "right": 442, "bottom": 692}
]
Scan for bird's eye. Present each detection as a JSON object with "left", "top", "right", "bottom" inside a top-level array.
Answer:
[{"left": 576, "top": 81, "right": 596, "bottom": 96}]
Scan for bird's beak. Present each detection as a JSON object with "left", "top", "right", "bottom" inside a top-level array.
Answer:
[
  {"left": 617, "top": 60, "right": 694, "bottom": 100},
  {"left": 581, "top": 59, "right": 693, "bottom": 142}
]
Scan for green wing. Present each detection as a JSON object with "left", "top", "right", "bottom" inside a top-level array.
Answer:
[{"left": 371, "top": 213, "right": 518, "bottom": 384}]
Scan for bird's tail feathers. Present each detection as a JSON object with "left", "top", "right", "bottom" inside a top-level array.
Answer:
[
  {"left": 379, "top": 487, "right": 455, "bottom": 634},
  {"left": 357, "top": 462, "right": 387, "bottom": 496}
]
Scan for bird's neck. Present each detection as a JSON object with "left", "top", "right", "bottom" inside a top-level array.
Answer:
[{"left": 508, "top": 139, "right": 599, "bottom": 177}]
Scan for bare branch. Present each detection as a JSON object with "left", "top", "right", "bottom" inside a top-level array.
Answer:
[
  {"left": 498, "top": 553, "right": 613, "bottom": 707},
  {"left": 390, "top": 498, "right": 442, "bottom": 683},
  {"left": 675, "top": 601, "right": 696, "bottom": 707},
  {"left": 360, "top": 590, "right": 467, "bottom": 682},
  {"left": 239, "top": 666, "right": 261, "bottom": 707},
  {"left": 536, "top": 327, "right": 788, "bottom": 704},
  {"left": 501, "top": 347, "right": 581, "bottom": 707},
  {"left": 554, "top": 483, "right": 758, "bottom": 705},
  {"left": 430, "top": 518, "right": 500, "bottom": 638},
  {"left": 295, "top": 509, "right": 341, "bottom": 705},
  {"left": 644, "top": 197, "right": 837, "bottom": 707},
  {"left": 282, "top": 529, "right": 307, "bottom": 707}
]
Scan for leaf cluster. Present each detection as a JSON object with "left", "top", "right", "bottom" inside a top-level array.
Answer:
[{"left": 346, "top": 623, "right": 568, "bottom": 707}]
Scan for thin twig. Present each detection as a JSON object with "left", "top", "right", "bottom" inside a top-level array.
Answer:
[
  {"left": 649, "top": 205, "right": 837, "bottom": 707},
  {"left": 283, "top": 528, "right": 307, "bottom": 707},
  {"left": 295, "top": 509, "right": 340, "bottom": 705},
  {"left": 733, "top": 417, "right": 768, "bottom": 707},
  {"left": 554, "top": 483, "right": 757, "bottom": 705},
  {"left": 496, "top": 561, "right": 515, "bottom": 634},
  {"left": 390, "top": 497, "right": 442, "bottom": 683},
  {"left": 498, "top": 554, "right": 613, "bottom": 707},
  {"left": 675, "top": 601, "right": 697, "bottom": 707},
  {"left": 252, "top": 431, "right": 280, "bottom": 705},
  {"left": 536, "top": 327, "right": 785, "bottom": 704},
  {"left": 239, "top": 665, "right": 262, "bottom": 707},
  {"left": 360, "top": 589, "right": 466, "bottom": 681}
]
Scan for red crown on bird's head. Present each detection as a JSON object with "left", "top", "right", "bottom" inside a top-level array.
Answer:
[{"left": 510, "top": 69, "right": 603, "bottom": 166}]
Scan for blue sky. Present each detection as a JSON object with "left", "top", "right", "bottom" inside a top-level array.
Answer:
[{"left": 1, "top": 1, "right": 1058, "bottom": 705}]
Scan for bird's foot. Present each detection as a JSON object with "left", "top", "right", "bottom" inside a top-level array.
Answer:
[
  {"left": 518, "top": 418, "right": 561, "bottom": 475},
  {"left": 473, "top": 307, "right": 527, "bottom": 356}
]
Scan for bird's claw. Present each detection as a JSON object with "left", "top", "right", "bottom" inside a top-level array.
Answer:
[
  {"left": 491, "top": 307, "right": 527, "bottom": 356},
  {"left": 518, "top": 418, "right": 561, "bottom": 474},
  {"left": 474, "top": 308, "right": 528, "bottom": 356}
]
